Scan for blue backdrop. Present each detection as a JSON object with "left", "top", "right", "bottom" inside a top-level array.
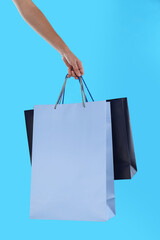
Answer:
[{"left": 0, "top": 0, "right": 160, "bottom": 239}]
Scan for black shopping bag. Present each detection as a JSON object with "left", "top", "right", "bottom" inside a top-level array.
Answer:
[
  {"left": 24, "top": 97, "right": 137, "bottom": 180},
  {"left": 24, "top": 109, "right": 33, "bottom": 162},
  {"left": 106, "top": 97, "right": 137, "bottom": 179}
]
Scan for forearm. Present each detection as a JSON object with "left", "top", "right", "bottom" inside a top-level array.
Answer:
[{"left": 12, "top": 0, "right": 69, "bottom": 55}]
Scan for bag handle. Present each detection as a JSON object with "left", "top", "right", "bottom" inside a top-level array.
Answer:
[
  {"left": 61, "top": 75, "right": 95, "bottom": 105},
  {"left": 81, "top": 76, "right": 94, "bottom": 102},
  {"left": 54, "top": 74, "right": 87, "bottom": 109}
]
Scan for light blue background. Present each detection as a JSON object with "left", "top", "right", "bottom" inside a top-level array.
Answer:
[{"left": 0, "top": 0, "right": 160, "bottom": 239}]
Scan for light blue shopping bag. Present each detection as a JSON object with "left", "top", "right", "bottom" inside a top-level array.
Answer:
[{"left": 30, "top": 76, "right": 115, "bottom": 221}]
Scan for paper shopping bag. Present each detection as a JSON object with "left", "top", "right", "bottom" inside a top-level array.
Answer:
[
  {"left": 30, "top": 77, "right": 115, "bottom": 221},
  {"left": 106, "top": 98, "right": 137, "bottom": 179}
]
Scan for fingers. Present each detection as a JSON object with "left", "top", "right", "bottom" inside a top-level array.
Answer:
[
  {"left": 71, "top": 60, "right": 84, "bottom": 79},
  {"left": 71, "top": 70, "right": 78, "bottom": 79},
  {"left": 68, "top": 67, "right": 72, "bottom": 78},
  {"left": 67, "top": 67, "right": 78, "bottom": 79},
  {"left": 67, "top": 64, "right": 79, "bottom": 79},
  {"left": 72, "top": 63, "right": 81, "bottom": 78}
]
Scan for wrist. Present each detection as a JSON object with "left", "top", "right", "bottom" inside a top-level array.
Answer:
[{"left": 59, "top": 44, "right": 70, "bottom": 57}]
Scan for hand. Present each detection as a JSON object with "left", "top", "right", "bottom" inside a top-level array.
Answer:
[{"left": 61, "top": 48, "right": 84, "bottom": 79}]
